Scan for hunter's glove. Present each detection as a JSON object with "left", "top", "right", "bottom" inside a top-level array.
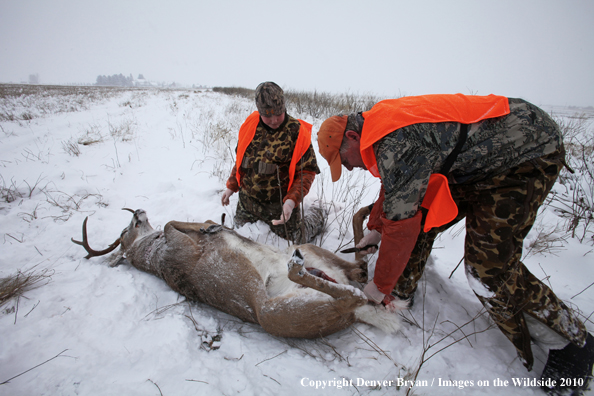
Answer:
[
  {"left": 363, "top": 281, "right": 386, "bottom": 304},
  {"left": 356, "top": 229, "right": 381, "bottom": 255}
]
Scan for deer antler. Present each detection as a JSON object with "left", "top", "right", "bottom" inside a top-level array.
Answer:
[{"left": 71, "top": 217, "right": 121, "bottom": 259}]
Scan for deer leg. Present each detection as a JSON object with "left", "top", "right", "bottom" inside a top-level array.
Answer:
[
  {"left": 166, "top": 220, "right": 219, "bottom": 234},
  {"left": 294, "top": 244, "right": 368, "bottom": 283},
  {"left": 252, "top": 249, "right": 366, "bottom": 338},
  {"left": 200, "top": 224, "right": 223, "bottom": 234},
  {"left": 163, "top": 221, "right": 224, "bottom": 246},
  {"left": 287, "top": 249, "right": 367, "bottom": 304},
  {"left": 353, "top": 205, "right": 372, "bottom": 261}
]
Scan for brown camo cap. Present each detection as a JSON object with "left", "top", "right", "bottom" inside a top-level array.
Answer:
[{"left": 255, "top": 82, "right": 285, "bottom": 116}]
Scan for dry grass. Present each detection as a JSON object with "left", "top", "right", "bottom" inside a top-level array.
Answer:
[
  {"left": 0, "top": 84, "right": 128, "bottom": 122},
  {"left": 62, "top": 138, "right": 81, "bottom": 156},
  {"left": 211, "top": 85, "right": 382, "bottom": 119},
  {"left": 0, "top": 267, "right": 53, "bottom": 310},
  {"left": 0, "top": 174, "right": 44, "bottom": 203},
  {"left": 551, "top": 112, "right": 594, "bottom": 244},
  {"left": 284, "top": 89, "right": 380, "bottom": 119},
  {"left": 211, "top": 86, "right": 254, "bottom": 99}
]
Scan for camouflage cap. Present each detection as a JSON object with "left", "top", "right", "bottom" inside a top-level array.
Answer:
[{"left": 255, "top": 82, "right": 285, "bottom": 116}]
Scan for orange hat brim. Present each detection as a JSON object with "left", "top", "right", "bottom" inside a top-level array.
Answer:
[{"left": 318, "top": 115, "right": 348, "bottom": 182}]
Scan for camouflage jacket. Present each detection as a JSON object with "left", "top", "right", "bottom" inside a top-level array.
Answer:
[
  {"left": 374, "top": 98, "right": 562, "bottom": 221},
  {"left": 226, "top": 114, "right": 320, "bottom": 204}
]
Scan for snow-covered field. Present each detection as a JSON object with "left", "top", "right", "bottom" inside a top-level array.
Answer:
[{"left": 1, "top": 85, "right": 593, "bottom": 396}]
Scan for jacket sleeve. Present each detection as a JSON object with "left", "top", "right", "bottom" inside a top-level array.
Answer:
[
  {"left": 373, "top": 211, "right": 422, "bottom": 295},
  {"left": 367, "top": 185, "right": 386, "bottom": 232},
  {"left": 225, "top": 165, "right": 240, "bottom": 193},
  {"left": 284, "top": 170, "right": 316, "bottom": 205}
]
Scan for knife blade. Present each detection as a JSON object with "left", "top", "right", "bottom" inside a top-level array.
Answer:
[{"left": 340, "top": 244, "right": 378, "bottom": 254}]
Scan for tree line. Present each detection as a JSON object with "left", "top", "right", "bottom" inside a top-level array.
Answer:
[{"left": 95, "top": 74, "right": 135, "bottom": 87}]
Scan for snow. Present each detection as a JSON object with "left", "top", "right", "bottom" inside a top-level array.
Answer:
[{"left": 1, "top": 86, "right": 593, "bottom": 395}]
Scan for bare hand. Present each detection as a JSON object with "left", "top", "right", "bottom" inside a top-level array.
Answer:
[
  {"left": 221, "top": 188, "right": 234, "bottom": 206},
  {"left": 271, "top": 199, "right": 295, "bottom": 225}
]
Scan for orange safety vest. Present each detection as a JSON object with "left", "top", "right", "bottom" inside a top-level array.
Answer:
[
  {"left": 361, "top": 94, "right": 510, "bottom": 231},
  {"left": 235, "top": 111, "right": 313, "bottom": 191}
]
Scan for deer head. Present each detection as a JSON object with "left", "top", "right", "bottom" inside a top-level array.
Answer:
[
  {"left": 71, "top": 208, "right": 155, "bottom": 259},
  {"left": 118, "top": 208, "right": 155, "bottom": 251}
]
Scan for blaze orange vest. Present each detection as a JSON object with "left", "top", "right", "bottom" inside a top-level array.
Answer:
[
  {"left": 235, "top": 111, "right": 313, "bottom": 191},
  {"left": 360, "top": 94, "right": 511, "bottom": 231}
]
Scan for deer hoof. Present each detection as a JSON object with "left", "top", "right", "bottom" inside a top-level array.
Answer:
[
  {"left": 199, "top": 224, "right": 223, "bottom": 234},
  {"left": 287, "top": 249, "right": 305, "bottom": 276}
]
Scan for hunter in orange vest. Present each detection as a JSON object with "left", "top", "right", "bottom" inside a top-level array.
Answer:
[
  {"left": 233, "top": 111, "right": 314, "bottom": 195},
  {"left": 319, "top": 93, "right": 510, "bottom": 297},
  {"left": 318, "top": 94, "right": 593, "bottom": 391},
  {"left": 222, "top": 82, "right": 321, "bottom": 243}
]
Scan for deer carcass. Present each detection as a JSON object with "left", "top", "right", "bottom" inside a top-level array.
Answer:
[{"left": 72, "top": 209, "right": 403, "bottom": 338}]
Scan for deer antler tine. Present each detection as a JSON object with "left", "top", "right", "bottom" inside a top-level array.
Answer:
[
  {"left": 71, "top": 217, "right": 89, "bottom": 246},
  {"left": 71, "top": 216, "right": 121, "bottom": 259},
  {"left": 122, "top": 208, "right": 135, "bottom": 213}
]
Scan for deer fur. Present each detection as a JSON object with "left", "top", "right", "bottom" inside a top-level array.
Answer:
[{"left": 73, "top": 209, "right": 404, "bottom": 338}]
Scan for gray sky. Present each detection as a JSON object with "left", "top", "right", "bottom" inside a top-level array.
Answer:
[{"left": 1, "top": 0, "right": 593, "bottom": 107}]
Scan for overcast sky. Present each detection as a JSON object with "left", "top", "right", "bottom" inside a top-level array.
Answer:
[{"left": 1, "top": 0, "right": 593, "bottom": 107}]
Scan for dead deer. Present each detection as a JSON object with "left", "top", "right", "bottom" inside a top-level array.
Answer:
[{"left": 72, "top": 208, "right": 404, "bottom": 338}]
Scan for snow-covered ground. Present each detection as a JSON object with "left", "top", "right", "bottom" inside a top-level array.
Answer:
[{"left": 1, "top": 86, "right": 593, "bottom": 395}]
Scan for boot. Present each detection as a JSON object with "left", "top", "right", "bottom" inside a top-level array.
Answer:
[{"left": 541, "top": 333, "right": 594, "bottom": 395}]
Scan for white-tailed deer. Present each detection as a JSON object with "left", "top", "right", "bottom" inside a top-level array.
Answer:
[{"left": 72, "top": 209, "right": 403, "bottom": 338}]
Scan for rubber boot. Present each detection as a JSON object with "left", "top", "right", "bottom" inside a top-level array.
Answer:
[{"left": 541, "top": 333, "right": 594, "bottom": 395}]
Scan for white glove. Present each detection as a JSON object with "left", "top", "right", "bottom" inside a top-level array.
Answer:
[
  {"left": 356, "top": 229, "right": 381, "bottom": 255},
  {"left": 221, "top": 188, "right": 234, "bottom": 206},
  {"left": 271, "top": 199, "right": 295, "bottom": 225},
  {"left": 363, "top": 281, "right": 386, "bottom": 304}
]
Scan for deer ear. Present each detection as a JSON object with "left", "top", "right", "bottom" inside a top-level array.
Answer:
[{"left": 111, "top": 256, "right": 129, "bottom": 267}]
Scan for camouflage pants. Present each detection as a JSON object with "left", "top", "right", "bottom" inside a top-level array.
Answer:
[
  {"left": 235, "top": 192, "right": 324, "bottom": 244},
  {"left": 393, "top": 147, "right": 587, "bottom": 370}
]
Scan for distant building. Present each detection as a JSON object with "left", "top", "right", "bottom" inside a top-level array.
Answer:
[{"left": 134, "top": 74, "right": 156, "bottom": 87}]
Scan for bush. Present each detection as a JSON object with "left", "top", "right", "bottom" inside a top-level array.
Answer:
[
  {"left": 552, "top": 112, "right": 594, "bottom": 243},
  {"left": 212, "top": 86, "right": 255, "bottom": 99},
  {"left": 212, "top": 85, "right": 383, "bottom": 119}
]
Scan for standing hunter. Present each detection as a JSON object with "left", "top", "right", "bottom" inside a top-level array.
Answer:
[
  {"left": 317, "top": 94, "right": 593, "bottom": 395},
  {"left": 221, "top": 82, "right": 322, "bottom": 243}
]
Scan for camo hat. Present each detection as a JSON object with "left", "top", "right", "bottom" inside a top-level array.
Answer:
[{"left": 255, "top": 82, "right": 285, "bottom": 116}]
